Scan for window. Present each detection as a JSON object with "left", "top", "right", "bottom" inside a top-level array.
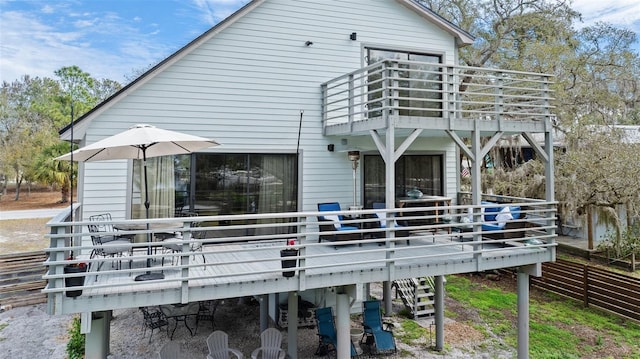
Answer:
[
  {"left": 367, "top": 48, "right": 442, "bottom": 118},
  {"left": 192, "top": 153, "right": 298, "bottom": 216},
  {"left": 363, "top": 154, "right": 442, "bottom": 208},
  {"left": 131, "top": 153, "right": 298, "bottom": 227}
]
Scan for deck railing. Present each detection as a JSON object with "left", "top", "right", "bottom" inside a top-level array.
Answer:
[
  {"left": 321, "top": 59, "right": 554, "bottom": 130},
  {"left": 44, "top": 199, "right": 556, "bottom": 309}
]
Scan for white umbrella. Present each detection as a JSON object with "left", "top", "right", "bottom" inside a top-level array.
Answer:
[{"left": 57, "top": 124, "right": 220, "bottom": 281}]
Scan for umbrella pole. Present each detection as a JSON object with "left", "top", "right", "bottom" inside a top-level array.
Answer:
[{"left": 135, "top": 149, "right": 165, "bottom": 281}]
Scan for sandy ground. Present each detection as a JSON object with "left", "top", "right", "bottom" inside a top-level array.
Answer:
[{"left": 0, "top": 286, "right": 516, "bottom": 359}]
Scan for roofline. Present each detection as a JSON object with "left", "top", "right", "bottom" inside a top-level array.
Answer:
[
  {"left": 60, "top": 0, "right": 474, "bottom": 139},
  {"left": 59, "top": 0, "right": 265, "bottom": 139},
  {"left": 397, "top": 0, "right": 475, "bottom": 46}
]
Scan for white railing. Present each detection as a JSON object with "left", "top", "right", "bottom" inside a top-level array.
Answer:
[
  {"left": 44, "top": 200, "right": 557, "bottom": 302},
  {"left": 321, "top": 59, "right": 554, "bottom": 129}
]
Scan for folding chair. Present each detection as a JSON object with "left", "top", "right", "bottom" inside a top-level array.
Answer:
[
  {"left": 314, "top": 307, "right": 358, "bottom": 357},
  {"left": 361, "top": 300, "right": 396, "bottom": 355}
]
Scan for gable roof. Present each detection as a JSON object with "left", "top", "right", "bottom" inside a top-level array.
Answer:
[{"left": 60, "top": 0, "right": 475, "bottom": 140}]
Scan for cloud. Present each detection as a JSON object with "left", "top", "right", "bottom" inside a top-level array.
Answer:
[
  {"left": 572, "top": 0, "right": 640, "bottom": 30},
  {"left": 192, "top": 0, "right": 249, "bottom": 25},
  {"left": 0, "top": 5, "right": 177, "bottom": 83}
]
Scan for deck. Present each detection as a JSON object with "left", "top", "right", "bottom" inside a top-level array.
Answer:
[
  {"left": 321, "top": 59, "right": 553, "bottom": 137},
  {"left": 45, "top": 201, "right": 556, "bottom": 315}
]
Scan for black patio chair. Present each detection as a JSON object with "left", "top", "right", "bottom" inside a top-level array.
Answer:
[
  {"left": 196, "top": 300, "right": 218, "bottom": 332},
  {"left": 140, "top": 306, "right": 168, "bottom": 343}
]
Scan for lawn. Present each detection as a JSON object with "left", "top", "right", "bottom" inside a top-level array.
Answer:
[{"left": 446, "top": 274, "right": 640, "bottom": 359}]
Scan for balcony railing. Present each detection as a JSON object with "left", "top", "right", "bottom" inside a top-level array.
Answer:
[
  {"left": 321, "top": 59, "right": 554, "bottom": 131},
  {"left": 44, "top": 198, "right": 556, "bottom": 314}
]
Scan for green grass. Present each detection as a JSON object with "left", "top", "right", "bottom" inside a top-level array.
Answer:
[
  {"left": 446, "top": 275, "right": 640, "bottom": 359},
  {"left": 0, "top": 322, "right": 8, "bottom": 342}
]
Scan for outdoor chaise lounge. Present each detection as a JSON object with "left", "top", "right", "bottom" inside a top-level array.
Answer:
[
  {"left": 369, "top": 202, "right": 410, "bottom": 245},
  {"left": 314, "top": 307, "right": 358, "bottom": 357},
  {"left": 361, "top": 300, "right": 396, "bottom": 355},
  {"left": 480, "top": 201, "right": 526, "bottom": 240},
  {"left": 317, "top": 202, "right": 362, "bottom": 245}
]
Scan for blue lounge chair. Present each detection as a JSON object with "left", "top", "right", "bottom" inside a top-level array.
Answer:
[
  {"left": 317, "top": 202, "right": 361, "bottom": 245},
  {"left": 314, "top": 307, "right": 357, "bottom": 357},
  {"left": 371, "top": 203, "right": 410, "bottom": 245},
  {"left": 361, "top": 300, "right": 396, "bottom": 355},
  {"left": 480, "top": 201, "right": 524, "bottom": 241}
]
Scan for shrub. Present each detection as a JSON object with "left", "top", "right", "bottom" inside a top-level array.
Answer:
[{"left": 66, "top": 316, "right": 85, "bottom": 359}]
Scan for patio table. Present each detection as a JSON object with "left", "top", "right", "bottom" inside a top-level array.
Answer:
[{"left": 159, "top": 302, "right": 199, "bottom": 339}]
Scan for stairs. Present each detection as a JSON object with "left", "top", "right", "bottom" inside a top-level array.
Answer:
[{"left": 392, "top": 277, "right": 436, "bottom": 319}]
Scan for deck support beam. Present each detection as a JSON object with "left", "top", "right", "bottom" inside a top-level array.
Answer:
[
  {"left": 336, "top": 291, "right": 351, "bottom": 359},
  {"left": 517, "top": 264, "right": 541, "bottom": 359},
  {"left": 85, "top": 311, "right": 111, "bottom": 359},
  {"left": 287, "top": 291, "right": 298, "bottom": 359},
  {"left": 259, "top": 294, "right": 268, "bottom": 333},
  {"left": 434, "top": 275, "right": 445, "bottom": 351}
]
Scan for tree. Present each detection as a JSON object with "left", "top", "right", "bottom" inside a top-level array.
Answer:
[
  {"left": 0, "top": 76, "right": 58, "bottom": 200},
  {"left": 422, "top": 0, "right": 640, "bottom": 249},
  {"left": 0, "top": 66, "right": 122, "bottom": 202},
  {"left": 32, "top": 141, "right": 77, "bottom": 203},
  {"left": 47, "top": 66, "right": 121, "bottom": 202}
]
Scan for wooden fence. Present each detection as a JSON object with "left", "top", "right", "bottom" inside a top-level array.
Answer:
[
  {"left": 531, "top": 259, "right": 640, "bottom": 322},
  {"left": 0, "top": 251, "right": 47, "bottom": 308}
]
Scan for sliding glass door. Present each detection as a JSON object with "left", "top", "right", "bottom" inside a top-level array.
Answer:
[
  {"left": 367, "top": 48, "right": 442, "bottom": 118},
  {"left": 363, "top": 154, "right": 443, "bottom": 208}
]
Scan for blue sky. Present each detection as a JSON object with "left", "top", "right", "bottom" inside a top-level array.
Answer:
[{"left": 1, "top": 0, "right": 638, "bottom": 84}]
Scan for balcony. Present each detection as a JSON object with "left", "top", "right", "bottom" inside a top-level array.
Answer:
[
  {"left": 45, "top": 195, "right": 556, "bottom": 315},
  {"left": 321, "top": 59, "right": 554, "bottom": 136}
]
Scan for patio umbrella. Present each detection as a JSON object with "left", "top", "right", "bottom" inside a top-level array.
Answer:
[{"left": 57, "top": 124, "right": 220, "bottom": 281}]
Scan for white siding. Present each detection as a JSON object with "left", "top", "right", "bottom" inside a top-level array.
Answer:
[{"left": 80, "top": 0, "right": 461, "bottom": 217}]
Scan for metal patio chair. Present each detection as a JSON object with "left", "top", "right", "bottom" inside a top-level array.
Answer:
[
  {"left": 88, "top": 213, "right": 133, "bottom": 270},
  {"left": 140, "top": 306, "right": 168, "bottom": 343}
]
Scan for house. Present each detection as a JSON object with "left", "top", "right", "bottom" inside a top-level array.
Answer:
[{"left": 46, "top": 1, "right": 556, "bottom": 358}]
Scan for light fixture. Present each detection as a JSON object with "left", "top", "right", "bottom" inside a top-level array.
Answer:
[
  {"left": 350, "top": 32, "right": 357, "bottom": 41},
  {"left": 305, "top": 41, "right": 313, "bottom": 46},
  {"left": 348, "top": 150, "right": 360, "bottom": 164}
]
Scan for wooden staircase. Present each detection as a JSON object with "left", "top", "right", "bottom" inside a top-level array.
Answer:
[{"left": 392, "top": 277, "right": 436, "bottom": 319}]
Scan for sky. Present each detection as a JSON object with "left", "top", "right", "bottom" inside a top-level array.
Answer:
[{"left": 1, "top": 0, "right": 639, "bottom": 85}]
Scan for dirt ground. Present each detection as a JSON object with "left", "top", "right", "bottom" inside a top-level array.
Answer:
[
  {"left": 0, "top": 188, "right": 69, "bottom": 211},
  {"left": 0, "top": 189, "right": 70, "bottom": 254}
]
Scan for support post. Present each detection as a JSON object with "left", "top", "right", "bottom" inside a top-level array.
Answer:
[
  {"left": 517, "top": 264, "right": 539, "bottom": 359},
  {"left": 85, "top": 311, "right": 111, "bottom": 359},
  {"left": 471, "top": 121, "right": 482, "bottom": 258},
  {"left": 434, "top": 275, "right": 445, "bottom": 351},
  {"left": 259, "top": 294, "right": 268, "bottom": 333},
  {"left": 517, "top": 271, "right": 529, "bottom": 359},
  {"left": 336, "top": 292, "right": 350, "bottom": 359},
  {"left": 287, "top": 291, "right": 298, "bottom": 359}
]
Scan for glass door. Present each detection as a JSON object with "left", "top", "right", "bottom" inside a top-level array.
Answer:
[{"left": 366, "top": 49, "right": 442, "bottom": 118}]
